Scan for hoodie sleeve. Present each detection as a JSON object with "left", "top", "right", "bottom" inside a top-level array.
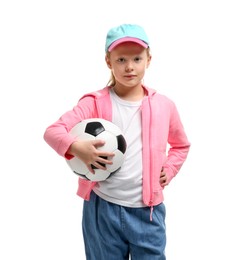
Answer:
[
  {"left": 43, "top": 96, "right": 97, "bottom": 158},
  {"left": 163, "top": 102, "right": 191, "bottom": 183}
]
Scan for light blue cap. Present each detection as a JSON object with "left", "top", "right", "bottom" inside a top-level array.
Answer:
[{"left": 105, "top": 24, "right": 150, "bottom": 52}]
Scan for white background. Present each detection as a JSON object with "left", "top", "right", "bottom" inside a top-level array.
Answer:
[{"left": 0, "top": 0, "right": 244, "bottom": 259}]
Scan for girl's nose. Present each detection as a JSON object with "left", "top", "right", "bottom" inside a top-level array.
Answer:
[{"left": 125, "top": 61, "right": 133, "bottom": 72}]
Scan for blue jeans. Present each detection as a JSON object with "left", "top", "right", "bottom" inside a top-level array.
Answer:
[{"left": 82, "top": 191, "right": 166, "bottom": 260}]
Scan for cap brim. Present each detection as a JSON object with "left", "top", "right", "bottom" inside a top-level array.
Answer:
[{"left": 108, "top": 37, "right": 148, "bottom": 52}]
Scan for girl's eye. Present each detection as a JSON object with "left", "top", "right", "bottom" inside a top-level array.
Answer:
[
  {"left": 117, "top": 58, "right": 126, "bottom": 63},
  {"left": 134, "top": 57, "right": 142, "bottom": 62}
]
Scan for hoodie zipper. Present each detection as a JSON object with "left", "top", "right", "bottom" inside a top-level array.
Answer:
[
  {"left": 142, "top": 95, "right": 154, "bottom": 221},
  {"left": 149, "top": 95, "right": 154, "bottom": 221}
]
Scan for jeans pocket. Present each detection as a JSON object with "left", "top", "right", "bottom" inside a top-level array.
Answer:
[{"left": 153, "top": 203, "right": 166, "bottom": 225}]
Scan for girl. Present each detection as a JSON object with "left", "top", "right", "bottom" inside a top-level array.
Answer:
[{"left": 44, "top": 23, "right": 191, "bottom": 260}]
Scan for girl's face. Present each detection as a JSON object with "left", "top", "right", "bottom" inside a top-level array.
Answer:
[{"left": 106, "top": 42, "right": 151, "bottom": 89}]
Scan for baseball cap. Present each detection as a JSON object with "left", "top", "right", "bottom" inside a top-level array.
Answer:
[{"left": 105, "top": 24, "right": 150, "bottom": 52}]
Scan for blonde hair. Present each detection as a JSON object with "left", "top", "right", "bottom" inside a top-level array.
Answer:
[{"left": 106, "top": 47, "right": 151, "bottom": 87}]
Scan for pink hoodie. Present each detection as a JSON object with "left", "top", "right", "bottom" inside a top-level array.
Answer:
[{"left": 44, "top": 85, "right": 190, "bottom": 207}]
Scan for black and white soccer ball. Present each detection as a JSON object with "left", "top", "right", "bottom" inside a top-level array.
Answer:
[{"left": 66, "top": 118, "right": 127, "bottom": 181}]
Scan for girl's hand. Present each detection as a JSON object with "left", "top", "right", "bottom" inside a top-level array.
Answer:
[
  {"left": 67, "top": 140, "right": 114, "bottom": 174},
  {"left": 159, "top": 167, "right": 168, "bottom": 187}
]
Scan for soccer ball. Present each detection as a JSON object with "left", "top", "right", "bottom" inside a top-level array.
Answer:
[{"left": 66, "top": 118, "right": 127, "bottom": 181}]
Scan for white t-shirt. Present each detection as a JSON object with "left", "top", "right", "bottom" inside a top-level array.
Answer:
[{"left": 93, "top": 89, "right": 145, "bottom": 207}]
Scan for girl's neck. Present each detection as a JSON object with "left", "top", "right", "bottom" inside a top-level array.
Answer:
[{"left": 113, "top": 84, "right": 145, "bottom": 101}]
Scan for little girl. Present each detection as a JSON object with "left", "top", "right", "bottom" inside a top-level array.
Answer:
[{"left": 44, "top": 23, "right": 191, "bottom": 260}]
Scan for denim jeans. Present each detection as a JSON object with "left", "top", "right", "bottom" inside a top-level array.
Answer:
[{"left": 82, "top": 191, "right": 166, "bottom": 260}]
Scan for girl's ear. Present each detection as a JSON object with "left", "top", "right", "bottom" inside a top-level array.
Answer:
[
  {"left": 146, "top": 55, "right": 152, "bottom": 68},
  {"left": 105, "top": 55, "right": 112, "bottom": 69}
]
